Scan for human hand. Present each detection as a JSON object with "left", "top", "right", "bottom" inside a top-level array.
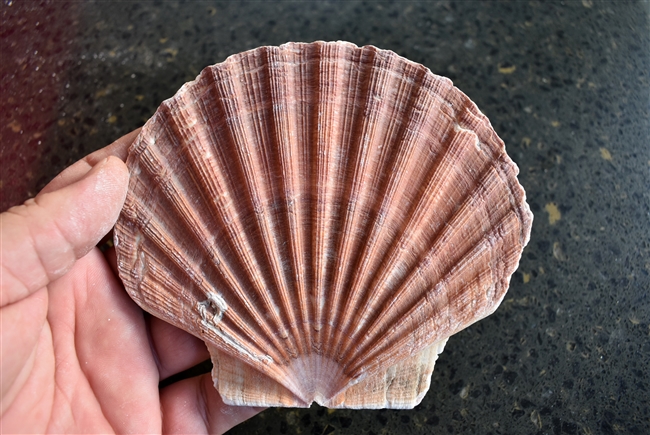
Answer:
[{"left": 1, "top": 130, "right": 263, "bottom": 434}]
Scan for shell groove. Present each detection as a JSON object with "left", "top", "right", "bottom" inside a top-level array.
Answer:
[{"left": 115, "top": 41, "right": 533, "bottom": 409}]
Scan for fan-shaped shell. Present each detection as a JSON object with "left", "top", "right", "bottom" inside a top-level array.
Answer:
[{"left": 114, "top": 41, "right": 533, "bottom": 409}]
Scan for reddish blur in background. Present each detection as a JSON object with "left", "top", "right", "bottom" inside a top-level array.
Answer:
[
  {"left": 1, "top": 1, "right": 80, "bottom": 211},
  {"left": 1, "top": 0, "right": 173, "bottom": 212}
]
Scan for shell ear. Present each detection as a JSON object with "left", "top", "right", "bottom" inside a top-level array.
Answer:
[
  {"left": 209, "top": 345, "right": 307, "bottom": 407},
  {"left": 326, "top": 338, "right": 448, "bottom": 409},
  {"left": 210, "top": 338, "right": 448, "bottom": 409}
]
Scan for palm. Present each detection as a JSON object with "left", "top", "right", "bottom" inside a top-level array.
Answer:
[
  {"left": 1, "top": 130, "right": 262, "bottom": 434},
  {"left": 5, "top": 248, "right": 259, "bottom": 434},
  {"left": 37, "top": 249, "right": 159, "bottom": 433}
]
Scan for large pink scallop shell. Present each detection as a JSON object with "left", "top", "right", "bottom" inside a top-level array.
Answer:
[{"left": 114, "top": 41, "right": 533, "bottom": 408}]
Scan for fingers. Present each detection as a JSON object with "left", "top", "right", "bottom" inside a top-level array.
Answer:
[
  {"left": 149, "top": 316, "right": 211, "bottom": 380},
  {"left": 94, "top": 127, "right": 142, "bottom": 162},
  {"left": 160, "top": 374, "right": 265, "bottom": 435},
  {"left": 0, "top": 156, "right": 129, "bottom": 307},
  {"left": 40, "top": 128, "right": 140, "bottom": 194}
]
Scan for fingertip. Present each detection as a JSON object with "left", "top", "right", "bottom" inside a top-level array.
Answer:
[
  {"left": 89, "top": 127, "right": 142, "bottom": 164},
  {"left": 108, "top": 127, "right": 142, "bottom": 162},
  {"left": 103, "top": 154, "right": 130, "bottom": 174},
  {"left": 160, "top": 375, "right": 265, "bottom": 435},
  {"left": 70, "top": 155, "right": 129, "bottom": 252},
  {"left": 149, "top": 317, "right": 210, "bottom": 380},
  {"left": 97, "top": 155, "right": 130, "bottom": 204},
  {"left": 41, "top": 129, "right": 140, "bottom": 194}
]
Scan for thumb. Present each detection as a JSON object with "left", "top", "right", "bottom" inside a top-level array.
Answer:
[{"left": 1, "top": 156, "right": 129, "bottom": 307}]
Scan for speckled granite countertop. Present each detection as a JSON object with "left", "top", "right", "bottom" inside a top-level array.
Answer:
[{"left": 2, "top": 1, "right": 648, "bottom": 434}]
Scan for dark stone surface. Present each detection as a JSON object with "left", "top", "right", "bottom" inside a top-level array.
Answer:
[{"left": 2, "top": 1, "right": 649, "bottom": 433}]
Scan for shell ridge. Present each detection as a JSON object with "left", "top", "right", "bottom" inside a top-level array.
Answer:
[
  {"left": 331, "top": 59, "right": 435, "bottom": 359},
  {"left": 295, "top": 43, "right": 318, "bottom": 351},
  {"left": 239, "top": 47, "right": 305, "bottom": 356},
  {"left": 311, "top": 41, "right": 354, "bottom": 350},
  {"left": 346, "top": 210, "right": 521, "bottom": 376},
  {"left": 206, "top": 60, "right": 302, "bottom": 359},
  {"left": 319, "top": 44, "right": 369, "bottom": 348},
  {"left": 261, "top": 45, "right": 311, "bottom": 355},
  {"left": 336, "top": 93, "right": 472, "bottom": 361},
  {"left": 323, "top": 44, "right": 393, "bottom": 355},
  {"left": 305, "top": 42, "right": 322, "bottom": 352},
  {"left": 310, "top": 41, "right": 329, "bottom": 350},
  {"left": 125, "top": 114, "right": 288, "bottom": 366},
  {"left": 168, "top": 72, "right": 296, "bottom": 364},
  {"left": 343, "top": 162, "right": 516, "bottom": 367}
]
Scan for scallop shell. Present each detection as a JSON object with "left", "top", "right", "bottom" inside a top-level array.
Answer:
[{"left": 114, "top": 41, "right": 533, "bottom": 409}]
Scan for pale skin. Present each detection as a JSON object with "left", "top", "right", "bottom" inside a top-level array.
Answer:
[{"left": 0, "top": 129, "right": 264, "bottom": 434}]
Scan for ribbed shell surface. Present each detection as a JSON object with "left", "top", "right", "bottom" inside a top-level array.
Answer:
[{"left": 114, "top": 41, "right": 533, "bottom": 408}]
